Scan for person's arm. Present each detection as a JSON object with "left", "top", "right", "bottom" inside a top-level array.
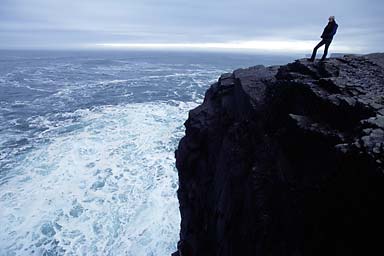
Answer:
[{"left": 332, "top": 24, "right": 338, "bottom": 36}]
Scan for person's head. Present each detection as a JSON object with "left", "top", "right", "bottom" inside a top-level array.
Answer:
[{"left": 329, "top": 16, "right": 335, "bottom": 22}]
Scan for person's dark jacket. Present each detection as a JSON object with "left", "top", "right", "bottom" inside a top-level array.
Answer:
[{"left": 321, "top": 21, "right": 338, "bottom": 39}]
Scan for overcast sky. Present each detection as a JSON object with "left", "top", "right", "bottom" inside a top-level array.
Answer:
[{"left": 0, "top": 0, "right": 383, "bottom": 53}]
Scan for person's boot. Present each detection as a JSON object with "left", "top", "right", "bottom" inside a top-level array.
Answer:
[
  {"left": 308, "top": 50, "right": 317, "bottom": 62},
  {"left": 320, "top": 54, "right": 327, "bottom": 61}
]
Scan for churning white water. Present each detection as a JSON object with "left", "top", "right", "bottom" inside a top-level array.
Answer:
[{"left": 0, "top": 102, "right": 198, "bottom": 255}]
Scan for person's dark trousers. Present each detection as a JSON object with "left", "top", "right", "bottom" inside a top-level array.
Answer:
[{"left": 310, "top": 38, "right": 332, "bottom": 61}]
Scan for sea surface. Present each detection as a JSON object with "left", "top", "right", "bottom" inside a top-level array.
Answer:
[{"left": 0, "top": 50, "right": 297, "bottom": 255}]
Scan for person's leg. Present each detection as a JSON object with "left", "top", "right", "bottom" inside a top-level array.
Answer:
[
  {"left": 310, "top": 39, "right": 326, "bottom": 61},
  {"left": 321, "top": 39, "right": 332, "bottom": 60}
]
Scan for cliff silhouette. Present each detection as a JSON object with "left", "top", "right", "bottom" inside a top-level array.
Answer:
[{"left": 174, "top": 53, "right": 384, "bottom": 256}]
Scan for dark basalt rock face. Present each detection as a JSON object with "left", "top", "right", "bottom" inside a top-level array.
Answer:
[{"left": 174, "top": 54, "right": 384, "bottom": 256}]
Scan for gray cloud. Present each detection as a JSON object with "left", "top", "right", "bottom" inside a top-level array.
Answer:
[{"left": 0, "top": 0, "right": 383, "bottom": 52}]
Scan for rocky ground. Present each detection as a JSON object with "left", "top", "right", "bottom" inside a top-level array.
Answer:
[{"left": 174, "top": 53, "right": 384, "bottom": 256}]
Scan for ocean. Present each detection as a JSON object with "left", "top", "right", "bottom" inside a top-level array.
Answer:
[{"left": 0, "top": 50, "right": 297, "bottom": 255}]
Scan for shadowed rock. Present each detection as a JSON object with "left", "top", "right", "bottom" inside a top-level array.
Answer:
[{"left": 174, "top": 53, "right": 384, "bottom": 256}]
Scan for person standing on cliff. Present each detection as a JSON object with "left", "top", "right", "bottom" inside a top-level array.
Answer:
[{"left": 309, "top": 16, "right": 338, "bottom": 62}]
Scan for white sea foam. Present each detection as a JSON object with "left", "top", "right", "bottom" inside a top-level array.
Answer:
[{"left": 0, "top": 101, "right": 197, "bottom": 256}]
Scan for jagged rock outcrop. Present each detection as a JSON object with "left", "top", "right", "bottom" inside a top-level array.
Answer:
[{"left": 174, "top": 53, "right": 384, "bottom": 256}]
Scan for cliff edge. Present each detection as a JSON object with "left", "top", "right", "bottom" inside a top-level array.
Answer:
[{"left": 174, "top": 53, "right": 384, "bottom": 256}]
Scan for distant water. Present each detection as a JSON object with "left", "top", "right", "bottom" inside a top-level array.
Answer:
[{"left": 0, "top": 50, "right": 297, "bottom": 255}]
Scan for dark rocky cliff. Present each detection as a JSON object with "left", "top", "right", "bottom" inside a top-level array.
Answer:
[{"left": 174, "top": 53, "right": 384, "bottom": 256}]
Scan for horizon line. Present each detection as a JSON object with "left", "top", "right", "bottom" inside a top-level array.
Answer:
[
  {"left": 0, "top": 39, "right": 365, "bottom": 54},
  {"left": 90, "top": 40, "right": 359, "bottom": 53}
]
